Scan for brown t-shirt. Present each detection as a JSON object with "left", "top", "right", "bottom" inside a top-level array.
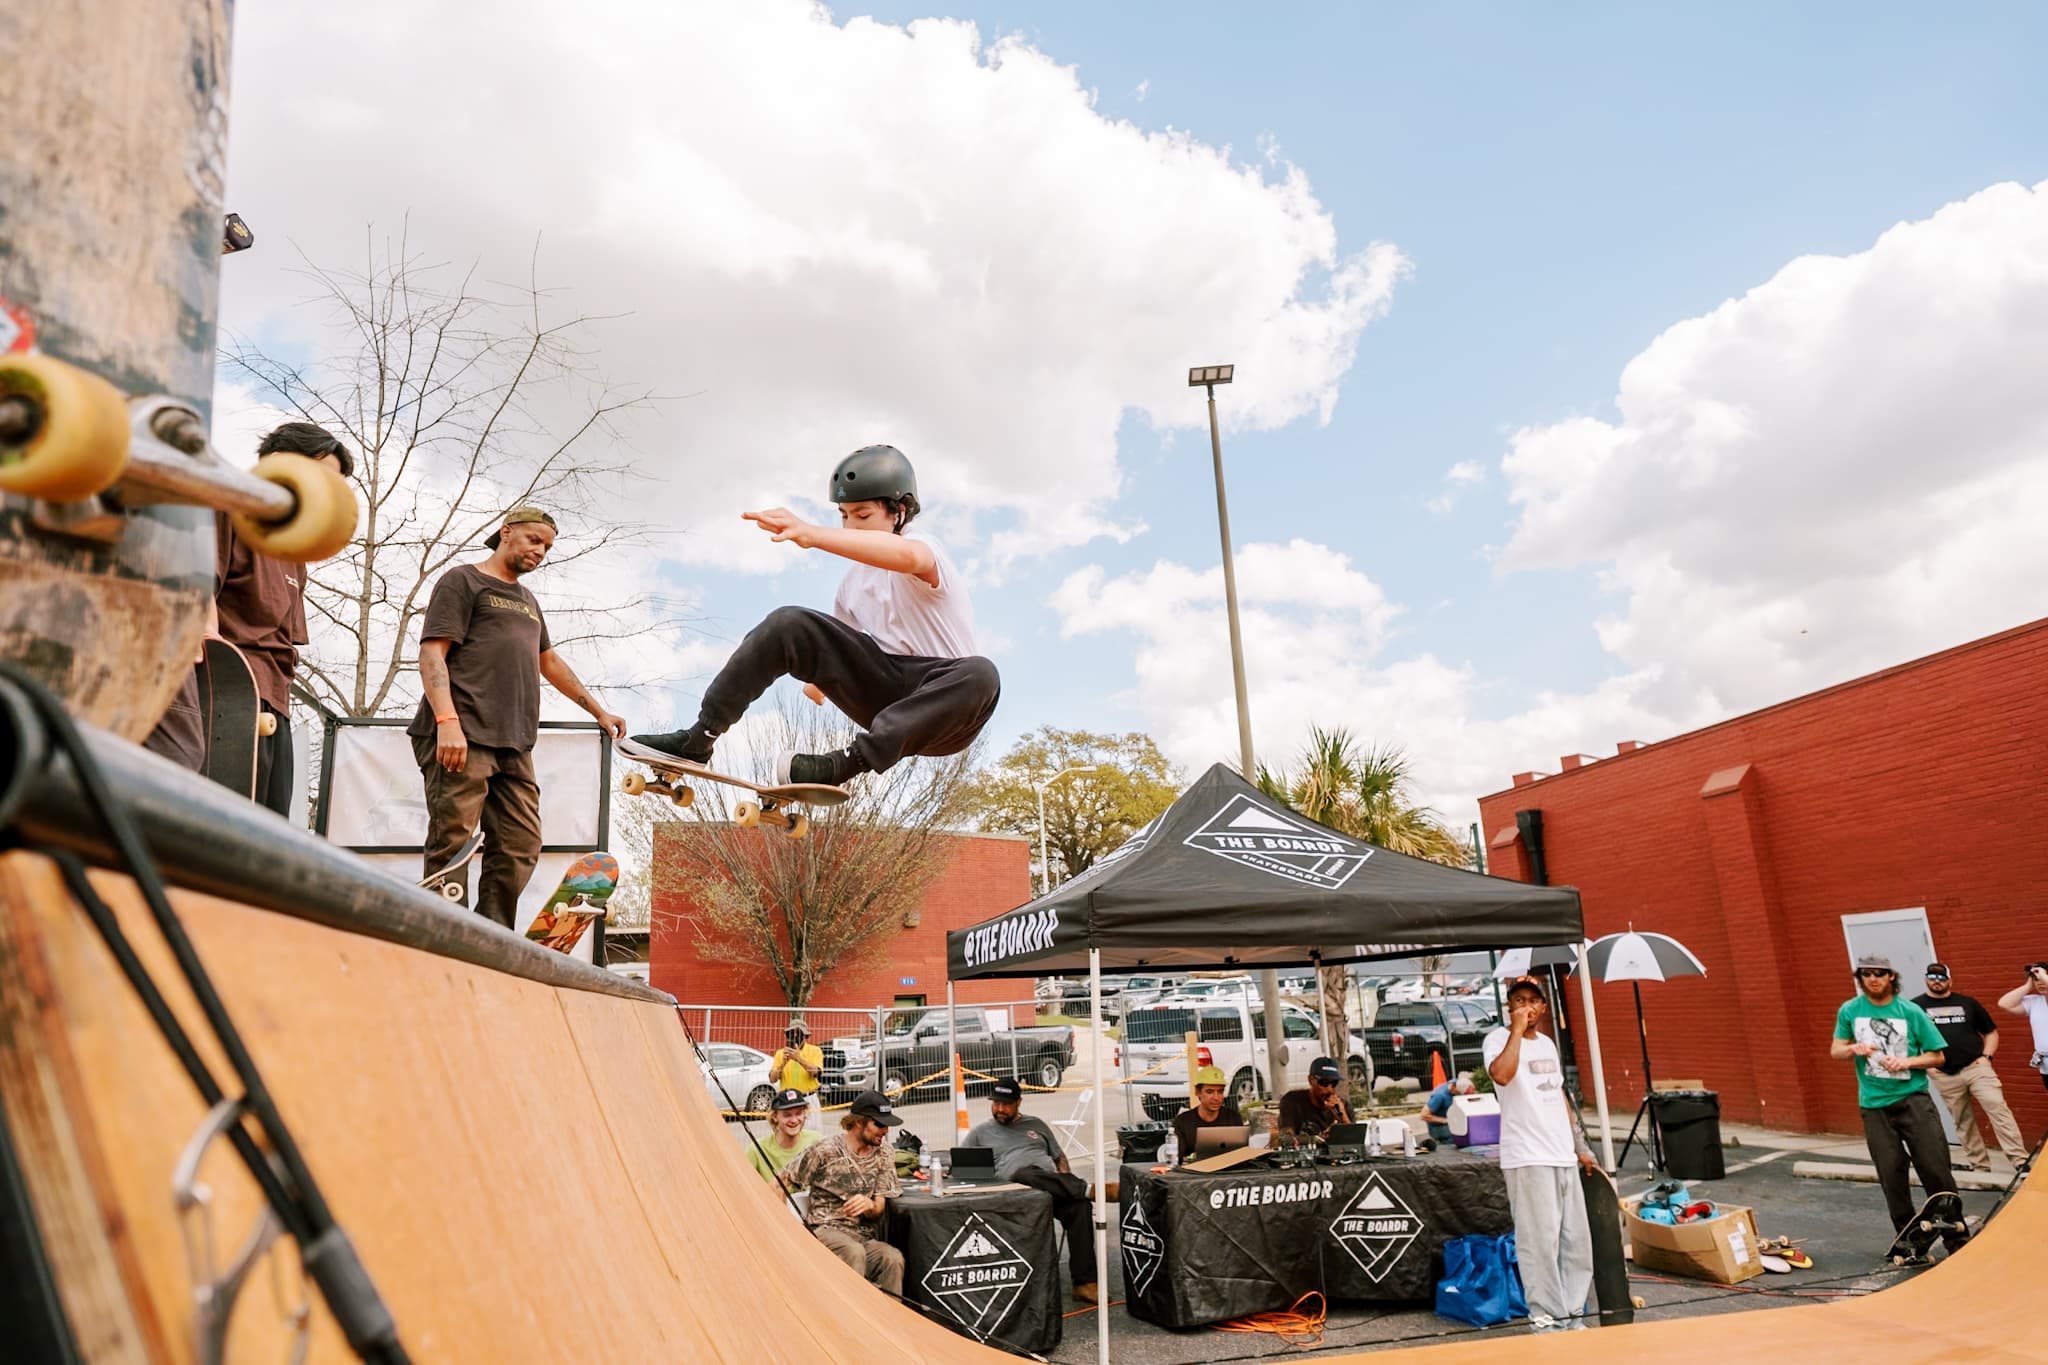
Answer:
[
  {"left": 213, "top": 513, "right": 309, "bottom": 713},
  {"left": 406, "top": 565, "right": 552, "bottom": 750},
  {"left": 1277, "top": 1088, "right": 1353, "bottom": 1140}
]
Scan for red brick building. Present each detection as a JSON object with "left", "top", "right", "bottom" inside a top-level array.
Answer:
[
  {"left": 1479, "top": 618, "right": 2048, "bottom": 1141},
  {"left": 649, "top": 826, "right": 1034, "bottom": 1010}
]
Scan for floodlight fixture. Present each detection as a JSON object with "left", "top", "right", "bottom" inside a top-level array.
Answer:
[{"left": 1187, "top": 364, "right": 1234, "bottom": 387}]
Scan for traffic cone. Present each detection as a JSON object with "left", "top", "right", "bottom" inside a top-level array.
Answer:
[
  {"left": 1431, "top": 1049, "right": 1448, "bottom": 1090},
  {"left": 955, "top": 1054, "right": 970, "bottom": 1138}
]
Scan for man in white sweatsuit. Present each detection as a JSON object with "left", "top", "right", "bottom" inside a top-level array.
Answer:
[{"left": 1484, "top": 976, "right": 1599, "bottom": 1331}]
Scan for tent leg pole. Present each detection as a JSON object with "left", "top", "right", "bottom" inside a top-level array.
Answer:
[
  {"left": 1574, "top": 940, "right": 1613, "bottom": 1170},
  {"left": 948, "top": 982, "right": 963, "bottom": 1144},
  {"left": 1091, "top": 949, "right": 1109, "bottom": 1365},
  {"left": 1634, "top": 980, "right": 1663, "bottom": 1172}
]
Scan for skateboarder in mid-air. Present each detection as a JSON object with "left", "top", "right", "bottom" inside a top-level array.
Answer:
[{"left": 632, "top": 445, "right": 999, "bottom": 786}]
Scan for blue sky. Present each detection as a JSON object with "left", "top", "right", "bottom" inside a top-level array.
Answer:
[{"left": 220, "top": 2, "right": 2048, "bottom": 823}]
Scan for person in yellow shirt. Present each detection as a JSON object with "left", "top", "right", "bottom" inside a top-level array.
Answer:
[{"left": 771, "top": 1017, "right": 825, "bottom": 1130}]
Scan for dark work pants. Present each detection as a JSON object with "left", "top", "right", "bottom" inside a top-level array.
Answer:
[
  {"left": 1861, "top": 1090, "right": 1962, "bottom": 1242},
  {"left": 253, "top": 704, "right": 294, "bottom": 818},
  {"left": 696, "top": 606, "right": 1000, "bottom": 773},
  {"left": 1011, "top": 1167, "right": 1097, "bottom": 1286},
  {"left": 413, "top": 734, "right": 543, "bottom": 929}
]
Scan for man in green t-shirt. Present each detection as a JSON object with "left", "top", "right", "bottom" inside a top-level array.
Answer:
[
  {"left": 1830, "top": 953, "right": 1966, "bottom": 1252},
  {"left": 747, "top": 1088, "right": 820, "bottom": 1187}
]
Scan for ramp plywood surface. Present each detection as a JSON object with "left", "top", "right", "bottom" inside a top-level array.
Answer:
[{"left": 1, "top": 851, "right": 2041, "bottom": 1362}]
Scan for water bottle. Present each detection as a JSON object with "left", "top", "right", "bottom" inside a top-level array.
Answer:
[
  {"left": 1402, "top": 1124, "right": 1417, "bottom": 1159},
  {"left": 1160, "top": 1131, "right": 1180, "bottom": 1168},
  {"left": 921, "top": 1148, "right": 941, "bottom": 1196},
  {"left": 1366, "top": 1122, "right": 1382, "bottom": 1158}
]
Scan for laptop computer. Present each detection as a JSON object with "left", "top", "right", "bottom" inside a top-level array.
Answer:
[
  {"left": 1325, "top": 1122, "right": 1369, "bottom": 1153},
  {"left": 1190, "top": 1124, "right": 1251, "bottom": 1161},
  {"left": 947, "top": 1146, "right": 1000, "bottom": 1186}
]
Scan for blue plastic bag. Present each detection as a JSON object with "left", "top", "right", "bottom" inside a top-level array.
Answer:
[{"left": 1434, "top": 1233, "right": 1529, "bottom": 1327}]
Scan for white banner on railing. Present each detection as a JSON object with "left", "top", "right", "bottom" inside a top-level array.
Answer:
[{"left": 324, "top": 724, "right": 605, "bottom": 848}]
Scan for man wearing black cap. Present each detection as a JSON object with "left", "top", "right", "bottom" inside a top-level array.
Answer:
[
  {"left": 409, "top": 506, "right": 625, "bottom": 926},
  {"left": 961, "top": 1078, "right": 1098, "bottom": 1303},
  {"left": 784, "top": 1088, "right": 905, "bottom": 1293},
  {"left": 1831, "top": 953, "right": 1964, "bottom": 1252},
  {"left": 1277, "top": 1057, "right": 1355, "bottom": 1142},
  {"left": 1997, "top": 962, "right": 2048, "bottom": 1096},
  {"left": 748, "top": 1088, "right": 822, "bottom": 1185},
  {"left": 1912, "top": 963, "right": 2027, "bottom": 1171}
]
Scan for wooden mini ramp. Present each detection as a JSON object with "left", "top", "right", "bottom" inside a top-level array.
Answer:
[{"left": 1, "top": 851, "right": 2039, "bottom": 1363}]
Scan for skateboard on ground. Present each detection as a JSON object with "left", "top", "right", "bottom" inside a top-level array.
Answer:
[
  {"left": 195, "top": 639, "right": 274, "bottom": 797},
  {"left": 614, "top": 738, "right": 847, "bottom": 840},
  {"left": 419, "top": 828, "right": 485, "bottom": 902},
  {"left": 1580, "top": 1166, "right": 1636, "bottom": 1325},
  {"left": 1882, "top": 1190, "right": 1967, "bottom": 1266},
  {"left": 523, "top": 852, "right": 618, "bottom": 954}
]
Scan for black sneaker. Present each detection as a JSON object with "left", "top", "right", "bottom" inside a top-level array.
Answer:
[
  {"left": 777, "top": 748, "right": 863, "bottom": 787},
  {"left": 630, "top": 725, "right": 716, "bottom": 764}
]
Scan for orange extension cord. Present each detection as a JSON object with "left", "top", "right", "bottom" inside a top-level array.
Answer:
[{"left": 1211, "top": 1291, "right": 1330, "bottom": 1346}]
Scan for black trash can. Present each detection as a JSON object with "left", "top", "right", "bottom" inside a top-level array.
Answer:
[
  {"left": 1118, "top": 1122, "right": 1170, "bottom": 1164},
  {"left": 1651, "top": 1089, "right": 1725, "bottom": 1181}
]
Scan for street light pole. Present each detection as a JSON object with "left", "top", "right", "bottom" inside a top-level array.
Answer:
[
  {"left": 1188, "top": 364, "right": 1288, "bottom": 1106},
  {"left": 1035, "top": 764, "right": 1098, "bottom": 896}
]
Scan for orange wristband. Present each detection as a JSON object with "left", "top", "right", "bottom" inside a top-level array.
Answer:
[{"left": 435, "top": 711, "right": 458, "bottom": 724}]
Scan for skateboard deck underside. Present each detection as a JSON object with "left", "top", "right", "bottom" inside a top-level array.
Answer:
[{"left": 198, "top": 639, "right": 260, "bottom": 796}]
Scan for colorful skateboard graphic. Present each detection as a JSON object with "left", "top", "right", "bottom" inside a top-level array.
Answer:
[{"left": 523, "top": 851, "right": 619, "bottom": 954}]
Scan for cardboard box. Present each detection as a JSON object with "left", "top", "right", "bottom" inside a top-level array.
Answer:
[{"left": 1621, "top": 1198, "right": 1762, "bottom": 1284}]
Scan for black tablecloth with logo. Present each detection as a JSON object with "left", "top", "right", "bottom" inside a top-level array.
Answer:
[
  {"left": 1117, "top": 1154, "right": 1511, "bottom": 1328},
  {"left": 886, "top": 1184, "right": 1061, "bottom": 1353}
]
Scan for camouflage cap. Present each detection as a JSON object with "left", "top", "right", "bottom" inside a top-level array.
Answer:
[{"left": 485, "top": 506, "right": 559, "bottom": 550}]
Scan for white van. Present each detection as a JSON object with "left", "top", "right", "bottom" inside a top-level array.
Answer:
[{"left": 1117, "top": 999, "right": 1372, "bottom": 1117}]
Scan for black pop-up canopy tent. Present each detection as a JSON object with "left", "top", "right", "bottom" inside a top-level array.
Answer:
[
  {"left": 946, "top": 763, "right": 1587, "bottom": 1365},
  {"left": 947, "top": 762, "right": 1583, "bottom": 980}
]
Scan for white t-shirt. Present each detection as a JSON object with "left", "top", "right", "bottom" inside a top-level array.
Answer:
[
  {"left": 1481, "top": 1027, "right": 1577, "bottom": 1170},
  {"left": 2022, "top": 993, "right": 2048, "bottom": 1071},
  {"left": 832, "top": 529, "right": 978, "bottom": 659}
]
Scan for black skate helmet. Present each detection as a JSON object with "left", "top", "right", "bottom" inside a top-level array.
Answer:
[{"left": 830, "top": 444, "right": 919, "bottom": 530}]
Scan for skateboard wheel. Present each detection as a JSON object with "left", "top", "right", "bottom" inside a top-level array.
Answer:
[
  {"left": 439, "top": 883, "right": 464, "bottom": 902},
  {"left": 734, "top": 800, "right": 761, "bottom": 828},
  {"left": 621, "top": 772, "right": 648, "bottom": 797},
  {"left": 670, "top": 785, "right": 694, "bottom": 809},
  {"left": 1631, "top": 1296, "right": 1646, "bottom": 1309},
  {"left": 784, "top": 813, "right": 809, "bottom": 840},
  {"left": 232, "top": 453, "right": 358, "bottom": 562},
  {"left": 257, "top": 712, "right": 277, "bottom": 737},
  {"left": 0, "top": 353, "right": 132, "bottom": 500}
]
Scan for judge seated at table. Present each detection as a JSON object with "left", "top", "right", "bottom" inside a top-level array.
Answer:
[
  {"left": 1276, "top": 1056, "right": 1354, "bottom": 1142},
  {"left": 1170, "top": 1065, "right": 1245, "bottom": 1158},
  {"left": 961, "top": 1078, "right": 1098, "bottom": 1304}
]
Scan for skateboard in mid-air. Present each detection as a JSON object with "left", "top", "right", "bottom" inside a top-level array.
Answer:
[
  {"left": 614, "top": 738, "right": 847, "bottom": 840},
  {"left": 419, "top": 828, "right": 485, "bottom": 902},
  {"left": 1882, "top": 1190, "right": 1967, "bottom": 1267},
  {"left": 196, "top": 639, "right": 275, "bottom": 797},
  {"left": 523, "top": 851, "right": 619, "bottom": 954}
]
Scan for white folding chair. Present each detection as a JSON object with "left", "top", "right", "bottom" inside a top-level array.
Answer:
[{"left": 1049, "top": 1086, "right": 1093, "bottom": 1163}]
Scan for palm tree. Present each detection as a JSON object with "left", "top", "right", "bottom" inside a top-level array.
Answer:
[{"left": 1256, "top": 728, "right": 1472, "bottom": 1087}]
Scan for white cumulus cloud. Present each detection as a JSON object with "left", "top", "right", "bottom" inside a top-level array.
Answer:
[{"left": 220, "top": 0, "right": 1405, "bottom": 576}]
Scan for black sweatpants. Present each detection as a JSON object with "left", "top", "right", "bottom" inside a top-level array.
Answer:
[
  {"left": 253, "top": 704, "right": 294, "bottom": 818},
  {"left": 696, "top": 606, "right": 1000, "bottom": 773},
  {"left": 1010, "top": 1167, "right": 1098, "bottom": 1286},
  {"left": 1861, "top": 1090, "right": 1962, "bottom": 1242}
]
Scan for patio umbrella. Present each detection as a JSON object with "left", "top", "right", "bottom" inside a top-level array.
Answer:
[
  {"left": 1493, "top": 943, "right": 1585, "bottom": 978},
  {"left": 1584, "top": 929, "right": 1706, "bottom": 1171}
]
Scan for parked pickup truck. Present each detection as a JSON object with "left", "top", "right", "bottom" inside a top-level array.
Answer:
[
  {"left": 822, "top": 1008, "right": 1077, "bottom": 1101},
  {"left": 1360, "top": 998, "right": 1499, "bottom": 1086}
]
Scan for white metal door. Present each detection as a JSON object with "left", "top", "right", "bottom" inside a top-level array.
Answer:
[{"left": 1841, "top": 908, "right": 1957, "bottom": 1142}]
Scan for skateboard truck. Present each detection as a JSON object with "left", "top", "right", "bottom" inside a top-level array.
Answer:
[{"left": 173, "top": 1097, "right": 311, "bottom": 1365}]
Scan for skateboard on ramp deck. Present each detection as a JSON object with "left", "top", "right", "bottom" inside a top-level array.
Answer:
[
  {"left": 523, "top": 851, "right": 618, "bottom": 954},
  {"left": 614, "top": 738, "right": 847, "bottom": 840},
  {"left": 196, "top": 638, "right": 274, "bottom": 796},
  {"left": 1883, "top": 1190, "right": 1967, "bottom": 1267},
  {"left": 1581, "top": 1166, "right": 1636, "bottom": 1324},
  {"left": 419, "top": 827, "right": 485, "bottom": 901}
]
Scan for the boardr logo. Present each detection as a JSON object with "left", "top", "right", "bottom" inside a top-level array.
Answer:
[
  {"left": 1329, "top": 1172, "right": 1423, "bottom": 1281},
  {"left": 958, "top": 905, "right": 1059, "bottom": 969},
  {"left": 1183, "top": 794, "right": 1372, "bottom": 890},
  {"left": 921, "top": 1212, "right": 1032, "bottom": 1340},
  {"left": 1120, "top": 1199, "right": 1163, "bottom": 1297}
]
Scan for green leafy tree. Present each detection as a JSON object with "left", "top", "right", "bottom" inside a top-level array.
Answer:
[
  {"left": 1256, "top": 727, "right": 1473, "bottom": 1062},
  {"left": 964, "top": 727, "right": 1180, "bottom": 888}
]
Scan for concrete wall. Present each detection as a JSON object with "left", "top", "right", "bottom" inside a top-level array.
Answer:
[{"left": 1480, "top": 617, "right": 2048, "bottom": 1140}]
